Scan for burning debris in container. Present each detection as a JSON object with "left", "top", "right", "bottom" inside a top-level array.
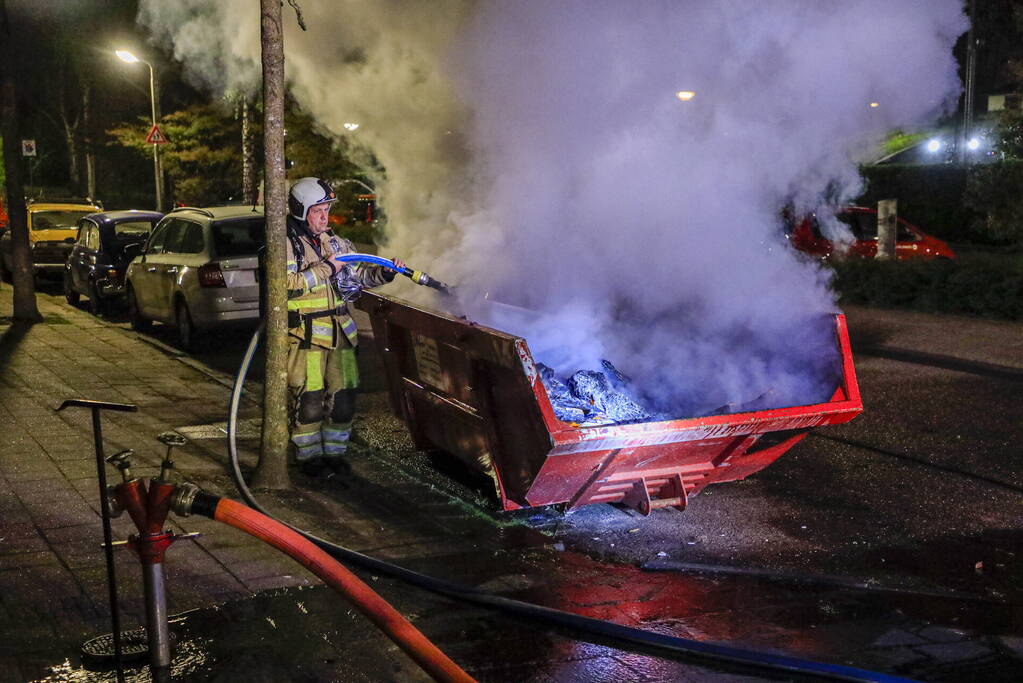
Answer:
[
  {"left": 538, "top": 361, "right": 651, "bottom": 426},
  {"left": 532, "top": 312, "right": 845, "bottom": 426}
]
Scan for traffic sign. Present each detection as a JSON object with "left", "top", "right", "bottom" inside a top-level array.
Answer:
[
  {"left": 145, "top": 124, "right": 169, "bottom": 145},
  {"left": 21, "top": 139, "right": 36, "bottom": 157}
]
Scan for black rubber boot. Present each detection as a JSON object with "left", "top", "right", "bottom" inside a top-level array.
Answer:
[
  {"left": 299, "top": 458, "right": 327, "bottom": 477},
  {"left": 323, "top": 457, "right": 352, "bottom": 477}
]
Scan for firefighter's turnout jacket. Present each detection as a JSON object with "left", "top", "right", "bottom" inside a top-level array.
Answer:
[{"left": 285, "top": 217, "right": 390, "bottom": 349}]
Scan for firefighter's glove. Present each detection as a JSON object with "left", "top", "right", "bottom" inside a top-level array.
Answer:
[{"left": 383, "top": 256, "right": 406, "bottom": 283}]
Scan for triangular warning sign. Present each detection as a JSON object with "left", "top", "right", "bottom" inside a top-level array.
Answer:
[{"left": 145, "top": 124, "right": 169, "bottom": 145}]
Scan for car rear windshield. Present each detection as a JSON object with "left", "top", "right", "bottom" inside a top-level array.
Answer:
[
  {"left": 32, "top": 210, "right": 94, "bottom": 230},
  {"left": 114, "top": 221, "right": 152, "bottom": 237},
  {"left": 211, "top": 217, "right": 264, "bottom": 258}
]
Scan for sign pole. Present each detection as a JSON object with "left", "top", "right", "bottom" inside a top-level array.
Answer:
[{"left": 147, "top": 63, "right": 162, "bottom": 212}]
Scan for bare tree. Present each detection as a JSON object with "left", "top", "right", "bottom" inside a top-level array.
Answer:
[
  {"left": 241, "top": 99, "right": 257, "bottom": 204},
  {"left": 57, "top": 71, "right": 82, "bottom": 192},
  {"left": 253, "top": 0, "right": 291, "bottom": 488},
  {"left": 0, "top": 0, "right": 41, "bottom": 322},
  {"left": 83, "top": 83, "right": 96, "bottom": 199},
  {"left": 29, "top": 49, "right": 86, "bottom": 195}
]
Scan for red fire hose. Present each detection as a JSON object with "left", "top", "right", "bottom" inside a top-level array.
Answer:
[{"left": 207, "top": 496, "right": 474, "bottom": 683}]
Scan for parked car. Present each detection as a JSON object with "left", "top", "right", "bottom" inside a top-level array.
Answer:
[
  {"left": 0, "top": 198, "right": 103, "bottom": 280},
  {"left": 787, "top": 206, "right": 956, "bottom": 261},
  {"left": 125, "top": 205, "right": 264, "bottom": 350},
  {"left": 63, "top": 210, "right": 163, "bottom": 314}
]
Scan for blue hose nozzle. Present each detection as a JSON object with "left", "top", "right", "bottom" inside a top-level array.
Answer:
[{"left": 333, "top": 253, "right": 452, "bottom": 292}]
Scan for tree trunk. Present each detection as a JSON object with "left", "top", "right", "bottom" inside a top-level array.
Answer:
[
  {"left": 59, "top": 81, "right": 81, "bottom": 194},
  {"left": 83, "top": 84, "right": 96, "bottom": 199},
  {"left": 0, "top": 0, "right": 41, "bottom": 322},
  {"left": 65, "top": 121, "right": 80, "bottom": 193},
  {"left": 242, "top": 99, "right": 257, "bottom": 204},
  {"left": 253, "top": 0, "right": 291, "bottom": 489}
]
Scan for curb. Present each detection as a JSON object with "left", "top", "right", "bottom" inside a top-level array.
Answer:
[{"left": 49, "top": 297, "right": 263, "bottom": 403}]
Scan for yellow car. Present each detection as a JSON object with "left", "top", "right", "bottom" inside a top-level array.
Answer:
[{"left": 0, "top": 199, "right": 102, "bottom": 279}]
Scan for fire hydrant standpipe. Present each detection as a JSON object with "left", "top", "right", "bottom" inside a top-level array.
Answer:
[
  {"left": 177, "top": 490, "right": 474, "bottom": 683},
  {"left": 106, "top": 433, "right": 190, "bottom": 683}
]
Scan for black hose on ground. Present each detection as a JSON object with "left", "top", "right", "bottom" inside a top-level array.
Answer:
[{"left": 226, "top": 324, "right": 919, "bottom": 683}]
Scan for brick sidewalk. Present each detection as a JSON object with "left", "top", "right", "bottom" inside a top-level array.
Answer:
[{"left": 0, "top": 290, "right": 331, "bottom": 680}]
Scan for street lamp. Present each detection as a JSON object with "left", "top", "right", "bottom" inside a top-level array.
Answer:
[{"left": 117, "top": 49, "right": 163, "bottom": 211}]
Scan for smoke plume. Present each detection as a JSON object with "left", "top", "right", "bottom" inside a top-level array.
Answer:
[{"left": 139, "top": 1, "right": 966, "bottom": 416}]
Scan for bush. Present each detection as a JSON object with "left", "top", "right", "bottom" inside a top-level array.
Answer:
[
  {"left": 962, "top": 161, "right": 1023, "bottom": 244},
  {"left": 831, "top": 256, "right": 1023, "bottom": 321}
]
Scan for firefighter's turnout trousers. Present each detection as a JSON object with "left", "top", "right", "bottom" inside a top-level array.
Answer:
[
  {"left": 288, "top": 335, "right": 360, "bottom": 463},
  {"left": 285, "top": 217, "right": 391, "bottom": 466}
]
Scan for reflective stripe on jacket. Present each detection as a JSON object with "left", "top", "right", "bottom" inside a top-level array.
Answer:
[{"left": 285, "top": 221, "right": 389, "bottom": 349}]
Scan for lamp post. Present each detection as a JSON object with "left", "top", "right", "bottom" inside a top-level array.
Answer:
[{"left": 116, "top": 50, "right": 163, "bottom": 211}]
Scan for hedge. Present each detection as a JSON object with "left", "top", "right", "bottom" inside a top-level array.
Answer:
[
  {"left": 830, "top": 256, "right": 1023, "bottom": 321},
  {"left": 857, "top": 161, "right": 1023, "bottom": 247}
]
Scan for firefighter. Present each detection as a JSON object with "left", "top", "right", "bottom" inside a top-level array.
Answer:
[{"left": 285, "top": 177, "right": 404, "bottom": 476}]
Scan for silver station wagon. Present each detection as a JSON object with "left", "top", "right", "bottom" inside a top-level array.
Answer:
[{"left": 125, "top": 205, "right": 263, "bottom": 350}]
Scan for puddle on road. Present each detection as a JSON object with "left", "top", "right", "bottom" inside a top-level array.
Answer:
[{"left": 32, "top": 555, "right": 1023, "bottom": 682}]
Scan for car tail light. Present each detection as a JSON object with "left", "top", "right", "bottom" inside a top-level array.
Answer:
[
  {"left": 107, "top": 268, "right": 122, "bottom": 284},
  {"left": 198, "top": 262, "right": 226, "bottom": 288}
]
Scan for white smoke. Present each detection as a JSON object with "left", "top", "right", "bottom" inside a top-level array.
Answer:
[{"left": 139, "top": 0, "right": 966, "bottom": 416}]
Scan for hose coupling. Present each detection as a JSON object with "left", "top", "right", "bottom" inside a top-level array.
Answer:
[
  {"left": 169, "top": 483, "right": 221, "bottom": 520},
  {"left": 169, "top": 483, "right": 200, "bottom": 517},
  {"left": 407, "top": 269, "right": 451, "bottom": 292}
]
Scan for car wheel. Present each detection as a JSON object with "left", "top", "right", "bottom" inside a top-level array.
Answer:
[
  {"left": 127, "top": 285, "right": 151, "bottom": 332},
  {"left": 63, "top": 270, "right": 80, "bottom": 306},
  {"left": 175, "top": 299, "right": 199, "bottom": 352},
  {"left": 87, "top": 281, "right": 106, "bottom": 316}
]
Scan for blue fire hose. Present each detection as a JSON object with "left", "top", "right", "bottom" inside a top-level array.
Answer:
[{"left": 333, "top": 253, "right": 452, "bottom": 293}]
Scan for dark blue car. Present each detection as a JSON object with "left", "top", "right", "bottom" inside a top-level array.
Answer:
[{"left": 64, "top": 210, "right": 163, "bottom": 314}]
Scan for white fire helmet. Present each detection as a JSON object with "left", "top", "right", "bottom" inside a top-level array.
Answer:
[{"left": 288, "top": 177, "right": 337, "bottom": 221}]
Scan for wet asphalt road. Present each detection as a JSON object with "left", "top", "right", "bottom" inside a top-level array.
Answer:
[{"left": 54, "top": 282, "right": 1022, "bottom": 600}]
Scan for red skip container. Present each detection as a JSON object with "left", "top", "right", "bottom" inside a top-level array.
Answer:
[{"left": 356, "top": 292, "right": 862, "bottom": 514}]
